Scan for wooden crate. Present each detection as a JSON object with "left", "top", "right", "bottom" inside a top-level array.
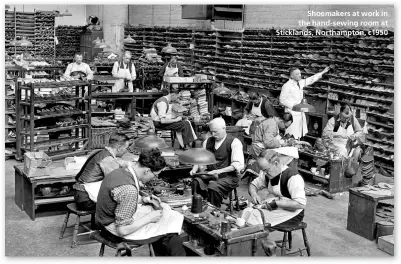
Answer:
[{"left": 377, "top": 235, "right": 394, "bottom": 256}]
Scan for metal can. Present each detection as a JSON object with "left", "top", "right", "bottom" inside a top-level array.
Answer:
[{"left": 220, "top": 220, "right": 231, "bottom": 235}]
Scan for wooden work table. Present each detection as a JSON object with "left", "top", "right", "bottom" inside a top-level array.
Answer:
[
  {"left": 173, "top": 204, "right": 269, "bottom": 256},
  {"left": 297, "top": 149, "right": 353, "bottom": 193},
  {"left": 347, "top": 186, "right": 394, "bottom": 241},
  {"left": 14, "top": 151, "right": 191, "bottom": 221}
]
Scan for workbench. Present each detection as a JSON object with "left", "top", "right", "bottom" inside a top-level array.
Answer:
[
  {"left": 14, "top": 152, "right": 191, "bottom": 221},
  {"left": 297, "top": 149, "right": 352, "bottom": 193},
  {"left": 174, "top": 205, "right": 270, "bottom": 256},
  {"left": 14, "top": 160, "right": 77, "bottom": 221},
  {"left": 347, "top": 187, "right": 394, "bottom": 240}
]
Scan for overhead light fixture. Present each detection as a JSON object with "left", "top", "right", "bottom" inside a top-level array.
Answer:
[
  {"left": 161, "top": 43, "right": 177, "bottom": 54},
  {"left": 123, "top": 34, "right": 136, "bottom": 44},
  {"left": 292, "top": 98, "right": 315, "bottom": 113},
  {"left": 16, "top": 36, "right": 33, "bottom": 47},
  {"left": 61, "top": 5, "right": 72, "bottom": 16},
  {"left": 178, "top": 140, "right": 217, "bottom": 165},
  {"left": 92, "top": 37, "right": 101, "bottom": 45},
  {"left": 94, "top": 39, "right": 111, "bottom": 49},
  {"left": 131, "top": 129, "right": 168, "bottom": 151}
]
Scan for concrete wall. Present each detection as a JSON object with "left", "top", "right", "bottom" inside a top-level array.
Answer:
[{"left": 12, "top": 4, "right": 87, "bottom": 26}]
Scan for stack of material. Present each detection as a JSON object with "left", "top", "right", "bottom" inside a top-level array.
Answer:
[
  {"left": 195, "top": 89, "right": 209, "bottom": 115},
  {"left": 179, "top": 90, "right": 191, "bottom": 103},
  {"left": 190, "top": 98, "right": 200, "bottom": 117},
  {"left": 360, "top": 147, "right": 375, "bottom": 185}
]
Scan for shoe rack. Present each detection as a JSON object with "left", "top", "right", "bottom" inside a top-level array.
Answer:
[
  {"left": 5, "top": 10, "right": 16, "bottom": 55},
  {"left": 165, "top": 27, "right": 193, "bottom": 76},
  {"left": 55, "top": 26, "right": 85, "bottom": 66},
  {"left": 5, "top": 75, "right": 18, "bottom": 159},
  {"left": 15, "top": 81, "right": 93, "bottom": 161}
]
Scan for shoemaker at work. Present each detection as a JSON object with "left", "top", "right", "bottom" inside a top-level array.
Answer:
[
  {"left": 96, "top": 149, "right": 186, "bottom": 256},
  {"left": 238, "top": 92, "right": 277, "bottom": 135},
  {"left": 251, "top": 112, "right": 294, "bottom": 157},
  {"left": 243, "top": 92, "right": 277, "bottom": 119},
  {"left": 190, "top": 118, "right": 245, "bottom": 207},
  {"left": 73, "top": 132, "right": 131, "bottom": 211},
  {"left": 64, "top": 53, "right": 94, "bottom": 80},
  {"left": 112, "top": 51, "right": 136, "bottom": 92},
  {"left": 150, "top": 87, "right": 197, "bottom": 149},
  {"left": 159, "top": 52, "right": 184, "bottom": 90},
  {"left": 322, "top": 103, "right": 364, "bottom": 157},
  {"left": 279, "top": 66, "right": 330, "bottom": 139},
  {"left": 242, "top": 148, "right": 306, "bottom": 227}
]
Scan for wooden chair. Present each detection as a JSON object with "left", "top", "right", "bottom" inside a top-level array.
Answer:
[
  {"left": 268, "top": 222, "right": 311, "bottom": 257},
  {"left": 155, "top": 128, "right": 176, "bottom": 147},
  {"left": 90, "top": 230, "right": 155, "bottom": 257},
  {"left": 59, "top": 203, "right": 96, "bottom": 248}
]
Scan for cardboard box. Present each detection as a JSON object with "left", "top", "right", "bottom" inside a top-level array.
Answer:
[
  {"left": 23, "top": 151, "right": 52, "bottom": 177},
  {"left": 64, "top": 156, "right": 87, "bottom": 171}
]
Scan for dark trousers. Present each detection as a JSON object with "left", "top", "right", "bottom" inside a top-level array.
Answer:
[
  {"left": 99, "top": 226, "right": 186, "bottom": 256},
  {"left": 191, "top": 180, "right": 223, "bottom": 208},
  {"left": 278, "top": 210, "right": 305, "bottom": 226},
  {"left": 73, "top": 189, "right": 96, "bottom": 211}
]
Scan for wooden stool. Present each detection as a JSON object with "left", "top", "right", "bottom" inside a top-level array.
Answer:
[
  {"left": 269, "top": 222, "right": 311, "bottom": 257},
  {"left": 90, "top": 230, "right": 155, "bottom": 257},
  {"left": 59, "top": 203, "right": 96, "bottom": 248},
  {"left": 155, "top": 128, "right": 176, "bottom": 147},
  {"left": 228, "top": 187, "right": 239, "bottom": 213}
]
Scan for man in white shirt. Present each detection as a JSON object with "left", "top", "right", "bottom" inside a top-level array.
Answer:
[
  {"left": 112, "top": 51, "right": 136, "bottom": 92},
  {"left": 64, "top": 53, "right": 94, "bottom": 80},
  {"left": 242, "top": 148, "right": 306, "bottom": 227},
  {"left": 279, "top": 67, "right": 330, "bottom": 139},
  {"left": 190, "top": 118, "right": 245, "bottom": 208}
]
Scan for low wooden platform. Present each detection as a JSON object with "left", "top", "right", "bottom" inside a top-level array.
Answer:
[{"left": 377, "top": 235, "right": 394, "bottom": 256}]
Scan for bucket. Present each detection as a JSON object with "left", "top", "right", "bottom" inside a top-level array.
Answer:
[
  {"left": 226, "top": 126, "right": 246, "bottom": 152},
  {"left": 376, "top": 221, "right": 394, "bottom": 243}
]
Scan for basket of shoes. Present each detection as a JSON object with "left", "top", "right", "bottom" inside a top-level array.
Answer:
[{"left": 91, "top": 127, "right": 118, "bottom": 149}]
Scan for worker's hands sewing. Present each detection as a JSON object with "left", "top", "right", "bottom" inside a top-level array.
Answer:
[
  {"left": 251, "top": 194, "right": 262, "bottom": 205},
  {"left": 263, "top": 200, "right": 278, "bottom": 211}
]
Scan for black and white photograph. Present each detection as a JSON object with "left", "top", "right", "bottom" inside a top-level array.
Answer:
[{"left": 2, "top": 1, "right": 396, "bottom": 258}]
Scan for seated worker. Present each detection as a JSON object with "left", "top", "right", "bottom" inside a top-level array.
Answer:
[
  {"left": 322, "top": 103, "right": 364, "bottom": 157},
  {"left": 242, "top": 148, "right": 306, "bottom": 227},
  {"left": 252, "top": 112, "right": 294, "bottom": 157},
  {"left": 159, "top": 53, "right": 184, "bottom": 89},
  {"left": 73, "top": 132, "right": 131, "bottom": 211},
  {"left": 150, "top": 88, "right": 197, "bottom": 150},
  {"left": 190, "top": 118, "right": 245, "bottom": 208},
  {"left": 243, "top": 92, "right": 278, "bottom": 119},
  {"left": 96, "top": 149, "right": 186, "bottom": 256},
  {"left": 64, "top": 53, "right": 93, "bottom": 80},
  {"left": 112, "top": 51, "right": 136, "bottom": 92}
]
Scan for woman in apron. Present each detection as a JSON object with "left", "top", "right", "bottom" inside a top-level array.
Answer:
[
  {"left": 159, "top": 54, "right": 184, "bottom": 90},
  {"left": 96, "top": 149, "right": 186, "bottom": 256}
]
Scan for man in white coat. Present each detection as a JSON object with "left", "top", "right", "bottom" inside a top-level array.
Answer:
[
  {"left": 279, "top": 67, "right": 330, "bottom": 139},
  {"left": 112, "top": 51, "right": 136, "bottom": 92}
]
